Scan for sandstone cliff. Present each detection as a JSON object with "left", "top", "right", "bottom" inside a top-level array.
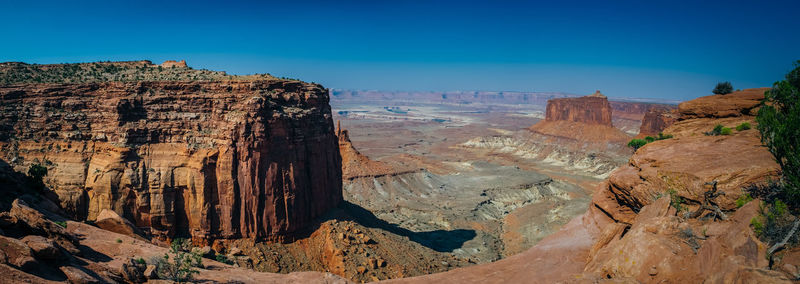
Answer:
[
  {"left": 543, "top": 90, "right": 612, "bottom": 126},
  {"left": 0, "top": 62, "right": 343, "bottom": 244},
  {"left": 636, "top": 106, "right": 678, "bottom": 137}
]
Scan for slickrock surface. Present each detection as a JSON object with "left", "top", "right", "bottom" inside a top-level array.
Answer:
[
  {"left": 397, "top": 88, "right": 795, "bottom": 283},
  {"left": 0, "top": 61, "right": 343, "bottom": 244}
]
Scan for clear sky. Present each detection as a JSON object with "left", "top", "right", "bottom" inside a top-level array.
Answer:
[{"left": 1, "top": 0, "right": 798, "bottom": 101}]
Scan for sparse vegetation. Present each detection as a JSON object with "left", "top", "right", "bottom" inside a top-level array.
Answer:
[
  {"left": 0, "top": 61, "right": 277, "bottom": 85},
  {"left": 152, "top": 238, "right": 202, "bottom": 283},
  {"left": 627, "top": 139, "right": 647, "bottom": 151},
  {"left": 757, "top": 60, "right": 800, "bottom": 210},
  {"left": 736, "top": 193, "right": 754, "bottom": 208},
  {"left": 628, "top": 132, "right": 674, "bottom": 151},
  {"left": 667, "top": 189, "right": 687, "bottom": 212},
  {"left": 735, "top": 122, "right": 751, "bottom": 131},
  {"left": 215, "top": 253, "right": 234, "bottom": 265},
  {"left": 116, "top": 238, "right": 122, "bottom": 243},
  {"left": 705, "top": 124, "right": 732, "bottom": 136},
  {"left": 713, "top": 81, "right": 734, "bottom": 95},
  {"left": 55, "top": 221, "right": 67, "bottom": 228}
]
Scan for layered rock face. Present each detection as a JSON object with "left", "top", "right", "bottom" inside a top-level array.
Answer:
[
  {"left": 543, "top": 90, "right": 612, "bottom": 125},
  {"left": 0, "top": 63, "right": 343, "bottom": 244},
  {"left": 530, "top": 90, "right": 630, "bottom": 144},
  {"left": 636, "top": 106, "right": 678, "bottom": 137}
]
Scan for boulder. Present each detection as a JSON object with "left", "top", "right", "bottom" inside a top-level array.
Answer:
[
  {"left": 0, "top": 235, "right": 38, "bottom": 272},
  {"left": 120, "top": 258, "right": 146, "bottom": 283},
  {"left": 21, "top": 235, "right": 61, "bottom": 261},
  {"left": 60, "top": 265, "right": 103, "bottom": 284},
  {"left": 143, "top": 264, "right": 158, "bottom": 279},
  {"left": 94, "top": 209, "right": 145, "bottom": 239}
]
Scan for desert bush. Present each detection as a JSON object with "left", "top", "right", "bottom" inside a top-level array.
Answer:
[
  {"left": 153, "top": 238, "right": 202, "bottom": 282},
  {"left": 706, "top": 124, "right": 732, "bottom": 136},
  {"left": 215, "top": 253, "right": 234, "bottom": 265},
  {"left": 713, "top": 81, "right": 734, "bottom": 95},
  {"left": 26, "top": 164, "right": 48, "bottom": 191},
  {"left": 736, "top": 193, "right": 754, "bottom": 208},
  {"left": 735, "top": 122, "right": 751, "bottom": 131},
  {"left": 55, "top": 221, "right": 67, "bottom": 228},
  {"left": 667, "top": 189, "right": 687, "bottom": 212},
  {"left": 644, "top": 136, "right": 655, "bottom": 143},
  {"left": 627, "top": 139, "right": 648, "bottom": 151},
  {"left": 751, "top": 200, "right": 799, "bottom": 248},
  {"left": 656, "top": 132, "right": 673, "bottom": 140},
  {"left": 757, "top": 60, "right": 800, "bottom": 210}
]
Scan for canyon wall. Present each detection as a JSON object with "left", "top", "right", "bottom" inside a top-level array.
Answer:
[
  {"left": 637, "top": 106, "right": 678, "bottom": 137},
  {"left": 0, "top": 68, "right": 343, "bottom": 244}
]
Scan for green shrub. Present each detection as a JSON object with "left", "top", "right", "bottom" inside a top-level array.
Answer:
[
  {"left": 136, "top": 257, "right": 146, "bottom": 265},
  {"left": 154, "top": 238, "right": 202, "bottom": 282},
  {"left": 55, "top": 221, "right": 67, "bottom": 228},
  {"left": 735, "top": 122, "right": 751, "bottom": 131},
  {"left": 627, "top": 139, "right": 648, "bottom": 151},
  {"left": 713, "top": 81, "right": 734, "bottom": 95},
  {"left": 751, "top": 217, "right": 764, "bottom": 236},
  {"left": 116, "top": 238, "right": 122, "bottom": 243},
  {"left": 644, "top": 136, "right": 655, "bottom": 143},
  {"left": 706, "top": 124, "right": 732, "bottom": 136},
  {"left": 667, "top": 189, "right": 686, "bottom": 212},
  {"left": 757, "top": 60, "right": 800, "bottom": 210},
  {"left": 215, "top": 253, "right": 234, "bottom": 265},
  {"left": 736, "top": 193, "right": 754, "bottom": 208},
  {"left": 656, "top": 132, "right": 674, "bottom": 140}
]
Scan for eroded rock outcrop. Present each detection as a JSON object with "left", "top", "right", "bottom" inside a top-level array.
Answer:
[
  {"left": 636, "top": 106, "right": 678, "bottom": 137},
  {"left": 0, "top": 62, "right": 343, "bottom": 244}
]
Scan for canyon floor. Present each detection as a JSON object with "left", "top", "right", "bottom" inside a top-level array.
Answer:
[{"left": 328, "top": 95, "right": 617, "bottom": 273}]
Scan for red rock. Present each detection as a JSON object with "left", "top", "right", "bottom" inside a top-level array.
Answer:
[
  {"left": 94, "top": 209, "right": 146, "bottom": 239},
  {"left": 0, "top": 65, "right": 343, "bottom": 244},
  {"left": 637, "top": 106, "right": 678, "bottom": 137},
  {"left": 529, "top": 91, "right": 631, "bottom": 144},
  {"left": 543, "top": 90, "right": 613, "bottom": 126}
]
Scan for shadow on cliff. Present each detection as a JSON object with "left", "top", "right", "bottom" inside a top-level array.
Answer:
[{"left": 307, "top": 201, "right": 476, "bottom": 253}]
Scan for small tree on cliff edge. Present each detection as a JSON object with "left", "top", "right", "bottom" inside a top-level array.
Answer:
[
  {"left": 713, "top": 81, "right": 734, "bottom": 95},
  {"left": 756, "top": 60, "right": 800, "bottom": 209}
]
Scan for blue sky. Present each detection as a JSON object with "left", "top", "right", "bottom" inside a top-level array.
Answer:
[{"left": 1, "top": 0, "right": 798, "bottom": 101}]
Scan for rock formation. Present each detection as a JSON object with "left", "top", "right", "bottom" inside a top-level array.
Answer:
[
  {"left": 0, "top": 62, "right": 343, "bottom": 244},
  {"left": 610, "top": 101, "right": 678, "bottom": 135},
  {"left": 529, "top": 90, "right": 631, "bottom": 145},
  {"left": 160, "top": 60, "right": 188, "bottom": 68},
  {"left": 337, "top": 121, "right": 414, "bottom": 180},
  {"left": 636, "top": 106, "right": 678, "bottom": 137},
  {"left": 394, "top": 88, "right": 795, "bottom": 283},
  {"left": 543, "top": 90, "right": 612, "bottom": 125}
]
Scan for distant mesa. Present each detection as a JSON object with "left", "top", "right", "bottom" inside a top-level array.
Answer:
[
  {"left": 529, "top": 90, "right": 630, "bottom": 144},
  {"left": 160, "top": 60, "right": 187, "bottom": 68}
]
